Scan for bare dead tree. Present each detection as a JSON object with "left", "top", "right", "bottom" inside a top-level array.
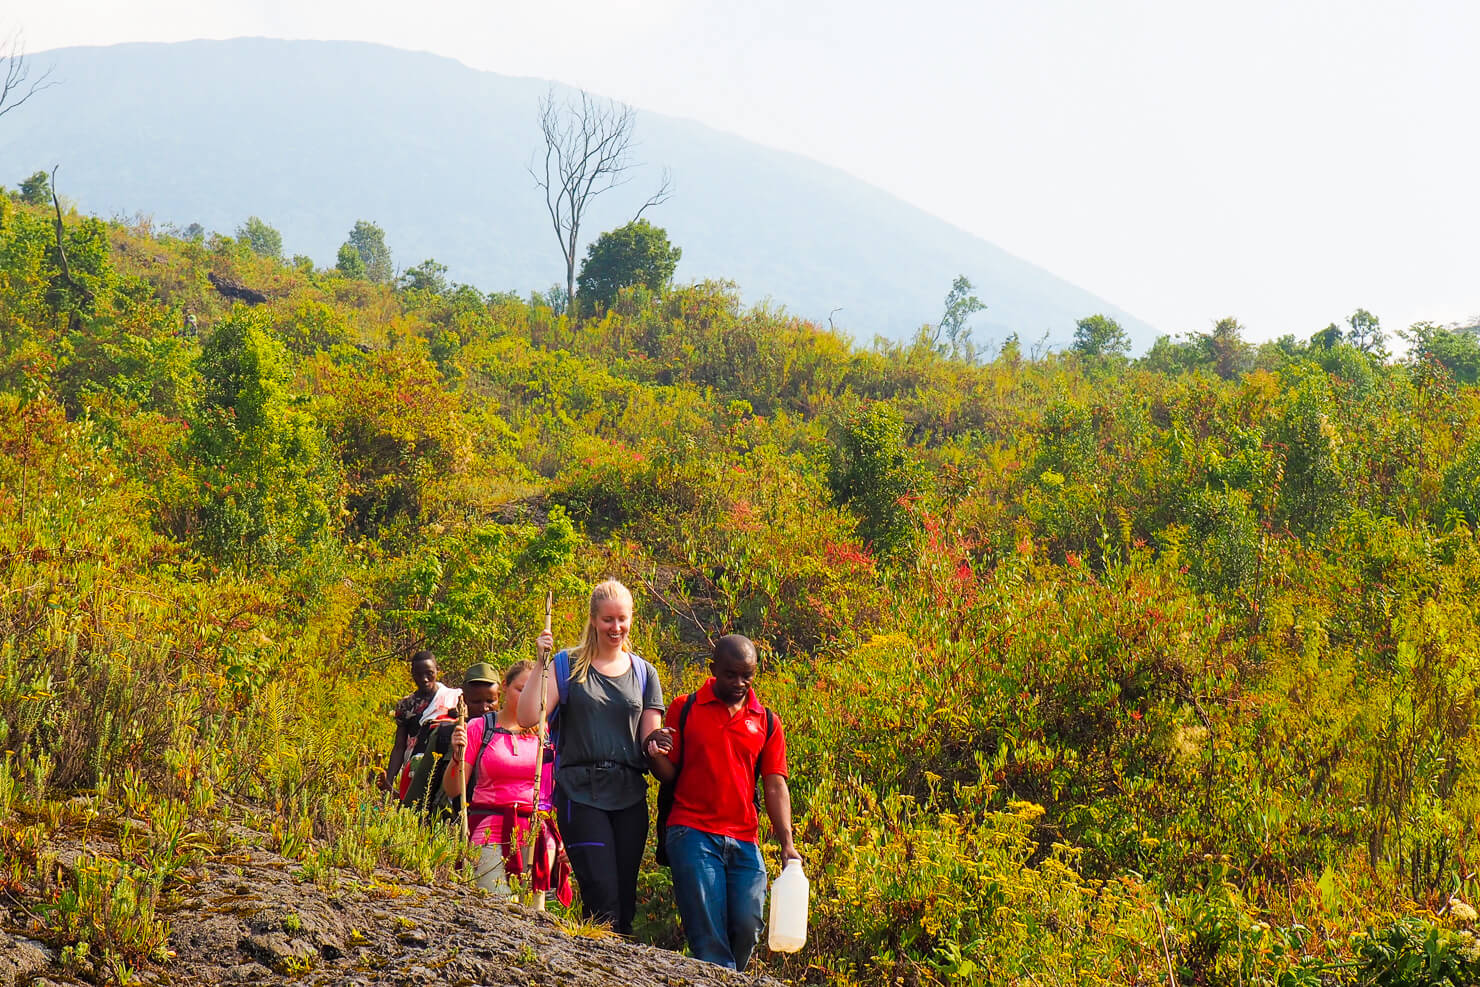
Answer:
[
  {"left": 529, "top": 87, "right": 672, "bottom": 310},
  {"left": 0, "top": 31, "right": 56, "bottom": 121},
  {"left": 50, "top": 167, "right": 93, "bottom": 309}
]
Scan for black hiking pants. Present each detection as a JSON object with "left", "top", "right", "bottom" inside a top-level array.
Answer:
[{"left": 556, "top": 791, "right": 648, "bottom": 935}]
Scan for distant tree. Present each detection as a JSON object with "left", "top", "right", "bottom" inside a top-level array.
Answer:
[
  {"left": 191, "top": 308, "right": 336, "bottom": 568},
  {"left": 935, "top": 275, "right": 986, "bottom": 360},
  {"left": 531, "top": 87, "right": 672, "bottom": 309},
  {"left": 531, "top": 283, "right": 568, "bottom": 316},
  {"left": 398, "top": 258, "right": 448, "bottom": 295},
  {"left": 577, "top": 219, "right": 681, "bottom": 308},
  {"left": 182, "top": 222, "right": 206, "bottom": 243},
  {"left": 998, "top": 332, "right": 1022, "bottom": 367},
  {"left": 1345, "top": 308, "right": 1386, "bottom": 357},
  {"left": 1401, "top": 321, "right": 1480, "bottom": 385},
  {"left": 1252, "top": 333, "right": 1308, "bottom": 372},
  {"left": 335, "top": 242, "right": 366, "bottom": 278},
  {"left": 236, "top": 216, "right": 283, "bottom": 260},
  {"left": 0, "top": 32, "right": 54, "bottom": 122},
  {"left": 17, "top": 169, "right": 48, "bottom": 206},
  {"left": 341, "top": 220, "right": 392, "bottom": 283},
  {"left": 1139, "top": 334, "right": 1202, "bottom": 375},
  {"left": 1311, "top": 323, "right": 1344, "bottom": 349},
  {"left": 1071, "top": 314, "right": 1131, "bottom": 359},
  {"left": 1196, "top": 317, "right": 1253, "bottom": 379}
]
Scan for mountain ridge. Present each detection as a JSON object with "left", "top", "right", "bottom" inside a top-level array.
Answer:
[{"left": 2, "top": 37, "right": 1159, "bottom": 348}]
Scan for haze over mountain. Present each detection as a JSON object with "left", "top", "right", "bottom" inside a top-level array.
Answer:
[{"left": 0, "top": 38, "right": 1158, "bottom": 348}]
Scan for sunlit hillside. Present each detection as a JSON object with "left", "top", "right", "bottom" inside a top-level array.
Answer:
[{"left": 2, "top": 188, "right": 1479, "bottom": 985}]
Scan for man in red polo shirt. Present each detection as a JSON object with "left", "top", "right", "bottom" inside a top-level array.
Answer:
[{"left": 644, "top": 634, "right": 800, "bottom": 970}]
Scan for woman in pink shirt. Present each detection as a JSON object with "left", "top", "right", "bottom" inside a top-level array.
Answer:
[{"left": 445, "top": 660, "right": 562, "bottom": 896}]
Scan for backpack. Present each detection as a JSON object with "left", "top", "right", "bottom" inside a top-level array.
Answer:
[
  {"left": 409, "top": 712, "right": 501, "bottom": 824},
  {"left": 546, "top": 649, "right": 651, "bottom": 768},
  {"left": 653, "top": 693, "right": 776, "bottom": 867}
]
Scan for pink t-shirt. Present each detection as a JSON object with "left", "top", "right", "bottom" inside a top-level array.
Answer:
[{"left": 463, "top": 718, "right": 553, "bottom": 846}]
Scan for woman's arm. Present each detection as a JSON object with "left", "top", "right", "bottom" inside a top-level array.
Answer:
[
  {"left": 516, "top": 631, "right": 559, "bottom": 728},
  {"left": 762, "top": 774, "right": 801, "bottom": 863},
  {"left": 642, "top": 706, "right": 676, "bottom": 782},
  {"left": 638, "top": 708, "right": 662, "bottom": 749}
]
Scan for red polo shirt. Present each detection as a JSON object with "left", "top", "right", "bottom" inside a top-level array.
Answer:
[{"left": 664, "top": 679, "right": 788, "bottom": 843}]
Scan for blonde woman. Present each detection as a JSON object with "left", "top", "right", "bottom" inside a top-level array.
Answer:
[{"left": 517, "top": 579, "right": 664, "bottom": 935}]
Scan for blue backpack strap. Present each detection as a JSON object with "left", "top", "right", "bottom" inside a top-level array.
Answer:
[
  {"left": 545, "top": 650, "right": 571, "bottom": 766},
  {"left": 631, "top": 654, "right": 652, "bottom": 707},
  {"left": 554, "top": 650, "right": 571, "bottom": 707}
]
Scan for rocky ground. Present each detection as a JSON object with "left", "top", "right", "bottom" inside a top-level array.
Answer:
[{"left": 2, "top": 837, "right": 786, "bottom": 987}]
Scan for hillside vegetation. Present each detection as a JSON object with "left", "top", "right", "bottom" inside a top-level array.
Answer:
[{"left": 2, "top": 193, "right": 1479, "bottom": 987}]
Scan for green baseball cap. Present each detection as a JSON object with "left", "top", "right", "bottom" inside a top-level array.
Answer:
[{"left": 462, "top": 662, "right": 499, "bottom": 686}]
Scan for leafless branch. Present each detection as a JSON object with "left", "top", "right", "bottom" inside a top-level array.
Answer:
[
  {"left": 630, "top": 168, "right": 673, "bottom": 223},
  {"left": 1028, "top": 328, "right": 1054, "bottom": 361},
  {"left": 639, "top": 572, "right": 716, "bottom": 650},
  {"left": 0, "top": 31, "right": 56, "bottom": 121}
]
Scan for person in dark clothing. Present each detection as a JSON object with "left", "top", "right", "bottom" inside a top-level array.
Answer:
[{"left": 382, "top": 651, "right": 442, "bottom": 793}]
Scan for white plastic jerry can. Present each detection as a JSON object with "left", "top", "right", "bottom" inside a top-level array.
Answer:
[{"left": 767, "top": 858, "right": 809, "bottom": 952}]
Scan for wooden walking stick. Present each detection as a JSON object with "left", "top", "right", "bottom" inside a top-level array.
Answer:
[
  {"left": 456, "top": 694, "right": 470, "bottom": 844},
  {"left": 528, "top": 590, "right": 554, "bottom": 910}
]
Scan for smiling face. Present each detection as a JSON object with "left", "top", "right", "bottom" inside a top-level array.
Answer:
[
  {"left": 710, "top": 639, "right": 758, "bottom": 706},
  {"left": 592, "top": 597, "right": 633, "bottom": 654}
]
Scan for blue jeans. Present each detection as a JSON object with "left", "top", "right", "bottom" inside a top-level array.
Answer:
[{"left": 665, "top": 825, "right": 768, "bottom": 970}]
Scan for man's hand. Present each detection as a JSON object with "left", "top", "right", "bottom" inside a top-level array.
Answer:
[
  {"left": 779, "top": 841, "right": 802, "bottom": 865},
  {"left": 643, "top": 727, "right": 674, "bottom": 758}
]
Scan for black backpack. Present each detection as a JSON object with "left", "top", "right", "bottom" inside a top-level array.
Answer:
[
  {"left": 654, "top": 694, "right": 776, "bottom": 867},
  {"left": 408, "top": 713, "right": 501, "bottom": 823}
]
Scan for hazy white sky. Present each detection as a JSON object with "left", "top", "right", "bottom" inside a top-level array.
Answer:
[{"left": 10, "top": 0, "right": 1480, "bottom": 340}]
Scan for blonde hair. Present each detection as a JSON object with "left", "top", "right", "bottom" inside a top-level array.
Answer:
[{"left": 568, "top": 579, "right": 634, "bottom": 684}]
